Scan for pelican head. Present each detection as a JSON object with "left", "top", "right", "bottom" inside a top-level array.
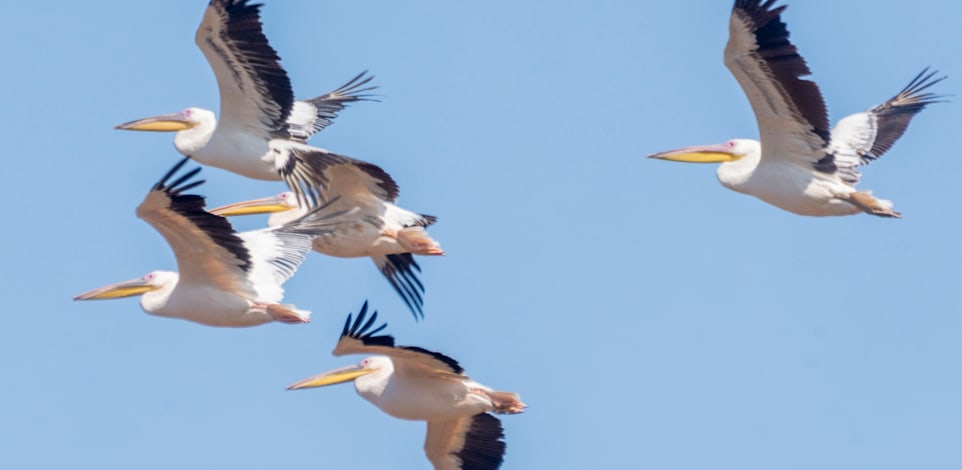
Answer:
[
  {"left": 287, "top": 356, "right": 393, "bottom": 392},
  {"left": 115, "top": 107, "right": 216, "bottom": 156},
  {"left": 209, "top": 192, "right": 299, "bottom": 217},
  {"left": 210, "top": 191, "right": 306, "bottom": 227},
  {"left": 647, "top": 139, "right": 758, "bottom": 164},
  {"left": 649, "top": 139, "right": 762, "bottom": 191},
  {"left": 73, "top": 271, "right": 176, "bottom": 300}
]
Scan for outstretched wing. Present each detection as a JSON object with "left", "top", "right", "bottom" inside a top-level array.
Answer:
[
  {"left": 286, "top": 71, "right": 379, "bottom": 142},
  {"left": 271, "top": 141, "right": 399, "bottom": 209},
  {"left": 826, "top": 69, "right": 947, "bottom": 184},
  {"left": 136, "top": 158, "right": 255, "bottom": 295},
  {"left": 332, "top": 302, "right": 465, "bottom": 379},
  {"left": 197, "top": 0, "right": 294, "bottom": 140},
  {"left": 425, "top": 414, "right": 507, "bottom": 470},
  {"left": 725, "top": 0, "right": 829, "bottom": 165},
  {"left": 239, "top": 196, "right": 356, "bottom": 303}
]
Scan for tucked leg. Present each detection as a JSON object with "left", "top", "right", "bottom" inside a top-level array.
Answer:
[{"left": 846, "top": 191, "right": 901, "bottom": 218}]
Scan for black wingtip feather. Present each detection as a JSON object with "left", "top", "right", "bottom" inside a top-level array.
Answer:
[
  {"left": 456, "top": 413, "right": 507, "bottom": 470},
  {"left": 154, "top": 157, "right": 192, "bottom": 191},
  {"left": 149, "top": 159, "right": 253, "bottom": 272},
  {"left": 341, "top": 303, "right": 462, "bottom": 374},
  {"left": 419, "top": 214, "right": 439, "bottom": 227},
  {"left": 341, "top": 301, "right": 396, "bottom": 348},
  {"left": 306, "top": 70, "right": 381, "bottom": 105},
  {"left": 210, "top": 0, "right": 294, "bottom": 137},
  {"left": 167, "top": 167, "right": 204, "bottom": 195},
  {"left": 860, "top": 68, "right": 948, "bottom": 161},
  {"left": 893, "top": 67, "right": 950, "bottom": 106},
  {"left": 733, "top": 0, "right": 829, "bottom": 136},
  {"left": 381, "top": 254, "right": 426, "bottom": 321}
]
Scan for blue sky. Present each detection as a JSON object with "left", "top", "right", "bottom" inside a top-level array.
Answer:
[{"left": 2, "top": 0, "right": 962, "bottom": 468}]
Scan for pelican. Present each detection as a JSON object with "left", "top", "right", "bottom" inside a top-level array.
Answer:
[
  {"left": 288, "top": 302, "right": 525, "bottom": 469},
  {"left": 648, "top": 0, "right": 946, "bottom": 217},
  {"left": 209, "top": 190, "right": 442, "bottom": 320},
  {"left": 115, "top": 0, "right": 384, "bottom": 208},
  {"left": 73, "top": 158, "right": 356, "bottom": 327}
]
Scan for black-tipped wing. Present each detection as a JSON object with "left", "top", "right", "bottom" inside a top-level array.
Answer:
[
  {"left": 287, "top": 71, "right": 379, "bottom": 142},
  {"left": 272, "top": 141, "right": 399, "bottom": 209},
  {"left": 725, "top": 0, "right": 829, "bottom": 163},
  {"left": 333, "top": 302, "right": 464, "bottom": 378},
  {"left": 425, "top": 414, "right": 507, "bottom": 470},
  {"left": 136, "top": 158, "right": 255, "bottom": 294},
  {"left": 826, "top": 69, "right": 947, "bottom": 183},
  {"left": 238, "top": 197, "right": 356, "bottom": 303},
  {"left": 198, "top": 0, "right": 294, "bottom": 140},
  {"left": 373, "top": 254, "right": 426, "bottom": 321}
]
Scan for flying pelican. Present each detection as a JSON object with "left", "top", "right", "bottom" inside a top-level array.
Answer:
[
  {"left": 115, "top": 0, "right": 384, "bottom": 208},
  {"left": 209, "top": 190, "right": 442, "bottom": 320},
  {"left": 73, "top": 158, "right": 356, "bottom": 327},
  {"left": 288, "top": 302, "right": 525, "bottom": 469},
  {"left": 648, "top": 0, "right": 946, "bottom": 217}
]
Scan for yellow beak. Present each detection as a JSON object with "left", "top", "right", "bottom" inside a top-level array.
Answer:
[
  {"left": 648, "top": 143, "right": 744, "bottom": 163},
  {"left": 115, "top": 112, "right": 197, "bottom": 132},
  {"left": 209, "top": 195, "right": 294, "bottom": 217},
  {"left": 286, "top": 364, "right": 377, "bottom": 390},
  {"left": 73, "top": 277, "right": 158, "bottom": 301}
]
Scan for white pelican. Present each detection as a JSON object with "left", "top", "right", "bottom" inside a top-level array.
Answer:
[
  {"left": 288, "top": 302, "right": 525, "bottom": 469},
  {"left": 648, "top": 0, "right": 946, "bottom": 218},
  {"left": 73, "top": 158, "right": 356, "bottom": 327},
  {"left": 209, "top": 191, "right": 443, "bottom": 319},
  {"left": 115, "top": 0, "right": 384, "bottom": 208}
]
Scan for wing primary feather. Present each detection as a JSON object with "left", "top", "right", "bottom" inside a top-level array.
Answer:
[
  {"left": 395, "top": 271, "right": 425, "bottom": 310},
  {"left": 304, "top": 70, "right": 380, "bottom": 106},
  {"left": 142, "top": 159, "right": 253, "bottom": 272},
  {"left": 732, "top": 0, "right": 830, "bottom": 138},
  {"left": 286, "top": 71, "right": 381, "bottom": 141},
  {"left": 359, "top": 307, "right": 379, "bottom": 336},
  {"left": 379, "top": 254, "right": 425, "bottom": 320},
  {"left": 455, "top": 413, "right": 507, "bottom": 470},
  {"left": 167, "top": 167, "right": 204, "bottom": 194},
  {"left": 203, "top": 0, "right": 294, "bottom": 137},
  {"left": 419, "top": 214, "right": 438, "bottom": 226},
  {"left": 153, "top": 157, "right": 193, "bottom": 191},
  {"left": 341, "top": 312, "right": 354, "bottom": 339},
  {"left": 382, "top": 271, "right": 419, "bottom": 320},
  {"left": 171, "top": 179, "right": 206, "bottom": 196},
  {"left": 341, "top": 302, "right": 396, "bottom": 347},
  {"left": 861, "top": 68, "right": 948, "bottom": 163},
  {"left": 350, "top": 302, "right": 368, "bottom": 335},
  {"left": 397, "top": 258, "right": 426, "bottom": 292},
  {"left": 329, "top": 70, "right": 378, "bottom": 96},
  {"left": 899, "top": 67, "right": 947, "bottom": 97},
  {"left": 356, "top": 300, "right": 369, "bottom": 325}
]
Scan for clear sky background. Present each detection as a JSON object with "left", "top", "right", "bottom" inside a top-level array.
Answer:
[{"left": 2, "top": 1, "right": 961, "bottom": 469}]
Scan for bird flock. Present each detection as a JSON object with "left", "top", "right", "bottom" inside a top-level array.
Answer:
[{"left": 72, "top": 0, "right": 946, "bottom": 468}]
